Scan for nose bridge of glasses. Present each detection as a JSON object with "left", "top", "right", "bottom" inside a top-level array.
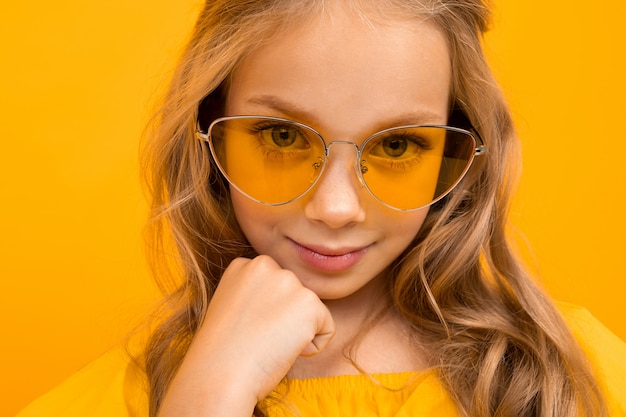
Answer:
[
  {"left": 325, "top": 140, "right": 359, "bottom": 154},
  {"left": 322, "top": 141, "right": 365, "bottom": 185},
  {"left": 324, "top": 141, "right": 361, "bottom": 164}
]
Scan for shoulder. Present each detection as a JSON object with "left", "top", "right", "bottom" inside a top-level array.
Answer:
[
  {"left": 557, "top": 302, "right": 626, "bottom": 416},
  {"left": 15, "top": 347, "right": 148, "bottom": 417}
]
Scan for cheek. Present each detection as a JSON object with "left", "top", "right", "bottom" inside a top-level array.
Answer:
[
  {"left": 230, "top": 189, "right": 285, "bottom": 250},
  {"left": 384, "top": 209, "right": 429, "bottom": 244},
  {"left": 231, "top": 190, "right": 265, "bottom": 235}
]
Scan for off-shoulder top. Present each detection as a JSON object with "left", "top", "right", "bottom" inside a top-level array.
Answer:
[{"left": 15, "top": 303, "right": 626, "bottom": 416}]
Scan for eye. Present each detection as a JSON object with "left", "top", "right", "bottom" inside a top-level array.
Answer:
[
  {"left": 369, "top": 133, "right": 432, "bottom": 160},
  {"left": 381, "top": 137, "right": 408, "bottom": 157},
  {"left": 263, "top": 125, "right": 299, "bottom": 147},
  {"left": 253, "top": 122, "right": 311, "bottom": 150}
]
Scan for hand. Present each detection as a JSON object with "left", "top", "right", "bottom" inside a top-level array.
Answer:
[{"left": 157, "top": 255, "right": 335, "bottom": 417}]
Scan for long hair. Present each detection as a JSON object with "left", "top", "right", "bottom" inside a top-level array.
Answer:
[{"left": 140, "top": 1, "right": 607, "bottom": 416}]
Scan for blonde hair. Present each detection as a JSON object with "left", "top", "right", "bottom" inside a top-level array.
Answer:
[{"left": 141, "top": 0, "right": 607, "bottom": 416}]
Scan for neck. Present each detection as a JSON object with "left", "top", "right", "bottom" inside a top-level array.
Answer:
[{"left": 289, "top": 272, "right": 428, "bottom": 379}]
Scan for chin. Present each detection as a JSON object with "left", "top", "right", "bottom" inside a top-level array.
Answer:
[{"left": 297, "top": 269, "right": 381, "bottom": 303}]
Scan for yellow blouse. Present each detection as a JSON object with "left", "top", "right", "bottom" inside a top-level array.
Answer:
[
  {"left": 260, "top": 371, "right": 457, "bottom": 416},
  {"left": 16, "top": 304, "right": 626, "bottom": 416}
]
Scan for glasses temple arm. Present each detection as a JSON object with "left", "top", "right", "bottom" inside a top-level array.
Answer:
[
  {"left": 196, "top": 120, "right": 209, "bottom": 141},
  {"left": 472, "top": 128, "right": 487, "bottom": 155}
]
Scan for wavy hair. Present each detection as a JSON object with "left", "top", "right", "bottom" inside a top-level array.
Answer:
[{"left": 140, "top": 0, "right": 607, "bottom": 416}]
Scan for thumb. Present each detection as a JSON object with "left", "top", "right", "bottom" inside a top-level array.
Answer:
[{"left": 300, "top": 306, "right": 335, "bottom": 357}]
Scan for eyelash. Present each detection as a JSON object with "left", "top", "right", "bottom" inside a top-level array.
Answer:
[
  {"left": 367, "top": 133, "right": 433, "bottom": 171},
  {"left": 246, "top": 122, "right": 434, "bottom": 170},
  {"left": 386, "top": 132, "right": 433, "bottom": 151},
  {"left": 248, "top": 122, "right": 308, "bottom": 159}
]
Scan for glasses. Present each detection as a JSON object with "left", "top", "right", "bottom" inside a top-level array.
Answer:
[{"left": 196, "top": 115, "right": 486, "bottom": 211}]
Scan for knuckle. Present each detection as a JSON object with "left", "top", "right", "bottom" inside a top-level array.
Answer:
[
  {"left": 228, "top": 257, "right": 249, "bottom": 269},
  {"left": 253, "top": 254, "right": 277, "bottom": 268},
  {"left": 298, "top": 287, "right": 322, "bottom": 307},
  {"left": 274, "top": 269, "right": 300, "bottom": 290}
]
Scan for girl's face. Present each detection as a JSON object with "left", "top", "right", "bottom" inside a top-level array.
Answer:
[{"left": 226, "top": 7, "right": 451, "bottom": 301}]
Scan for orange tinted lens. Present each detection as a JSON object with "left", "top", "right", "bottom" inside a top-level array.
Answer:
[
  {"left": 210, "top": 118, "right": 326, "bottom": 204},
  {"left": 360, "top": 127, "right": 475, "bottom": 210}
]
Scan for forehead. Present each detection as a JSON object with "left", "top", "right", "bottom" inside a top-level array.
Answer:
[{"left": 226, "top": 5, "right": 451, "bottom": 134}]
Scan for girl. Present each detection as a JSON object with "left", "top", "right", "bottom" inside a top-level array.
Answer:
[{"left": 16, "top": 0, "right": 626, "bottom": 416}]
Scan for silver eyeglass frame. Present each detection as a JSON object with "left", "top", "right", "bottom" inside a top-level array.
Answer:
[{"left": 196, "top": 115, "right": 487, "bottom": 212}]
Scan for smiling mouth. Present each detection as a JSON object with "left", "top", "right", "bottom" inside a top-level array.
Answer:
[{"left": 289, "top": 239, "right": 370, "bottom": 273}]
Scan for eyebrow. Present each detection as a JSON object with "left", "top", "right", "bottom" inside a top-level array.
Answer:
[
  {"left": 379, "top": 112, "right": 447, "bottom": 128},
  {"left": 245, "top": 94, "right": 447, "bottom": 132},
  {"left": 246, "top": 95, "right": 322, "bottom": 126}
]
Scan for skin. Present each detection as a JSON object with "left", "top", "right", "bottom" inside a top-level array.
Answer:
[{"left": 158, "top": 5, "right": 451, "bottom": 416}]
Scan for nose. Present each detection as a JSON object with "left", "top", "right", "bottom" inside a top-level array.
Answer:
[{"left": 303, "top": 142, "right": 367, "bottom": 228}]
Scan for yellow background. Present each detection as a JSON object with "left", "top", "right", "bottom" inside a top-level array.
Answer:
[{"left": 1, "top": 1, "right": 624, "bottom": 415}]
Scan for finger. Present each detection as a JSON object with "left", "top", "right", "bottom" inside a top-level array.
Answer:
[
  {"left": 300, "top": 304, "right": 335, "bottom": 357},
  {"left": 300, "top": 331, "right": 335, "bottom": 357}
]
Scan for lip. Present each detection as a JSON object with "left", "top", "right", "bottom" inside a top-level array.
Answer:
[{"left": 289, "top": 239, "right": 370, "bottom": 273}]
